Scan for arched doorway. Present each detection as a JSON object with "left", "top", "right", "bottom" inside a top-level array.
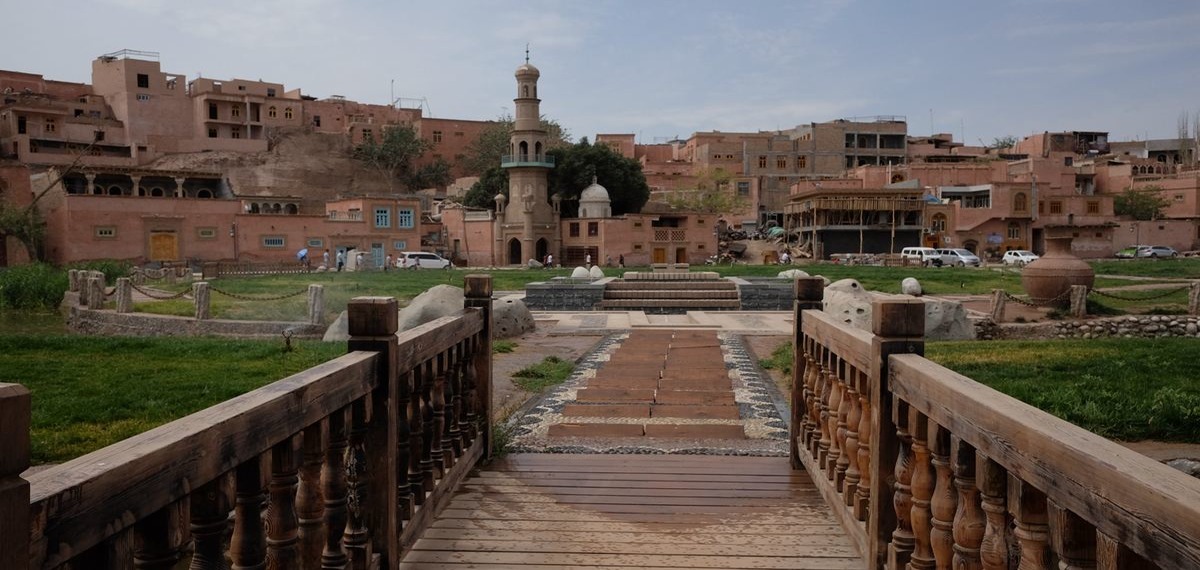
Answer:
[
  {"left": 508, "top": 238, "right": 522, "bottom": 265},
  {"left": 535, "top": 238, "right": 548, "bottom": 264},
  {"left": 963, "top": 240, "right": 979, "bottom": 254}
]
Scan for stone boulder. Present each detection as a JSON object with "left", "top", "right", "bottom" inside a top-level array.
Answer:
[
  {"left": 322, "top": 310, "right": 349, "bottom": 342},
  {"left": 395, "top": 284, "right": 535, "bottom": 340},
  {"left": 570, "top": 266, "right": 590, "bottom": 279},
  {"left": 901, "top": 277, "right": 922, "bottom": 296},
  {"left": 821, "top": 278, "right": 972, "bottom": 340},
  {"left": 527, "top": 259, "right": 543, "bottom": 269},
  {"left": 492, "top": 295, "right": 536, "bottom": 338},
  {"left": 588, "top": 265, "right": 605, "bottom": 279},
  {"left": 778, "top": 269, "right": 810, "bottom": 279}
]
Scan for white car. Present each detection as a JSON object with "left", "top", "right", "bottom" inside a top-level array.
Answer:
[
  {"left": 1002, "top": 250, "right": 1040, "bottom": 266},
  {"left": 397, "top": 251, "right": 452, "bottom": 269}
]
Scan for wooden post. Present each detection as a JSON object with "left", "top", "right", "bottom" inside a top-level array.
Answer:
[
  {"left": 866, "top": 298, "right": 926, "bottom": 569},
  {"left": 193, "top": 282, "right": 211, "bottom": 320},
  {"left": 463, "top": 275, "right": 493, "bottom": 459},
  {"left": 87, "top": 275, "right": 105, "bottom": 310},
  {"left": 1189, "top": 281, "right": 1200, "bottom": 316},
  {"left": 308, "top": 284, "right": 325, "bottom": 325},
  {"left": 989, "top": 289, "right": 1006, "bottom": 323},
  {"left": 116, "top": 277, "right": 133, "bottom": 313},
  {"left": 1069, "top": 285, "right": 1088, "bottom": 318},
  {"left": 792, "top": 277, "right": 826, "bottom": 469},
  {"left": 347, "top": 296, "right": 400, "bottom": 569},
  {"left": 0, "top": 384, "right": 31, "bottom": 570}
]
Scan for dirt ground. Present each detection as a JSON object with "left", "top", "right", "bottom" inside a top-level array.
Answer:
[{"left": 491, "top": 327, "right": 605, "bottom": 421}]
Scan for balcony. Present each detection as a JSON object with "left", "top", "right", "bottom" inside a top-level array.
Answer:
[{"left": 500, "top": 154, "right": 555, "bottom": 168}]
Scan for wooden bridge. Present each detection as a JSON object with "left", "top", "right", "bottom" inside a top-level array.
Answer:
[{"left": 2, "top": 276, "right": 1199, "bottom": 569}]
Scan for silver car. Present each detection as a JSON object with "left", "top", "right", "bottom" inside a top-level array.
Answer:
[
  {"left": 1137, "top": 245, "right": 1178, "bottom": 258},
  {"left": 936, "top": 248, "right": 982, "bottom": 267}
]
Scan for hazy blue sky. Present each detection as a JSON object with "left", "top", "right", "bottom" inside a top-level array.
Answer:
[{"left": 3, "top": 0, "right": 1199, "bottom": 145}]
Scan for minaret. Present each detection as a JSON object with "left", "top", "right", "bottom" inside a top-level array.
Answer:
[{"left": 497, "top": 47, "right": 557, "bottom": 265}]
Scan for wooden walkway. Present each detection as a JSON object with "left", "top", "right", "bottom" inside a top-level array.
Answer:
[{"left": 399, "top": 453, "right": 860, "bottom": 569}]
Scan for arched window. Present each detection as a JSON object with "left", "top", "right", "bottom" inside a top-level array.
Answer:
[
  {"left": 108, "top": 185, "right": 122, "bottom": 195},
  {"left": 891, "top": 174, "right": 905, "bottom": 184},
  {"left": 285, "top": 204, "right": 298, "bottom": 215},
  {"left": 522, "top": 85, "right": 529, "bottom": 98},
  {"left": 273, "top": 203, "right": 282, "bottom": 213},
  {"left": 196, "top": 189, "right": 213, "bottom": 199},
  {"left": 1007, "top": 222, "right": 1020, "bottom": 239},
  {"left": 1013, "top": 192, "right": 1028, "bottom": 212},
  {"left": 535, "top": 141, "right": 542, "bottom": 159},
  {"left": 268, "top": 106, "right": 277, "bottom": 118},
  {"left": 249, "top": 203, "right": 260, "bottom": 214},
  {"left": 519, "top": 141, "right": 529, "bottom": 160},
  {"left": 931, "top": 213, "right": 947, "bottom": 232},
  {"left": 150, "top": 187, "right": 164, "bottom": 197},
  {"left": 284, "top": 107, "right": 293, "bottom": 120}
]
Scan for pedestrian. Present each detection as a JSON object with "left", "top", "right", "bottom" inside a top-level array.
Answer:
[
  {"left": 618, "top": 254, "right": 625, "bottom": 268},
  {"left": 336, "top": 250, "right": 345, "bottom": 272},
  {"left": 384, "top": 253, "right": 392, "bottom": 271},
  {"left": 322, "top": 249, "right": 330, "bottom": 269},
  {"left": 605, "top": 255, "right": 613, "bottom": 267},
  {"left": 355, "top": 252, "right": 364, "bottom": 270},
  {"left": 545, "top": 253, "right": 553, "bottom": 268},
  {"left": 585, "top": 253, "right": 592, "bottom": 268}
]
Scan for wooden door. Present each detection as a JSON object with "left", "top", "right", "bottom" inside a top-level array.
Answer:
[
  {"left": 652, "top": 247, "right": 667, "bottom": 264},
  {"left": 149, "top": 231, "right": 178, "bottom": 261}
]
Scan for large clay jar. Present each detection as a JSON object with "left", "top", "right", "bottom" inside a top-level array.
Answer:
[{"left": 1021, "top": 237, "right": 1094, "bottom": 305}]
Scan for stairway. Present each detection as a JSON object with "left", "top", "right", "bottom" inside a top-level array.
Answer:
[{"left": 598, "top": 272, "right": 740, "bottom": 313}]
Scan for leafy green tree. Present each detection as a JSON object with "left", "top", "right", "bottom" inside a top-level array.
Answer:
[
  {"left": 1114, "top": 186, "right": 1169, "bottom": 220},
  {"left": 352, "top": 124, "right": 433, "bottom": 192},
  {"left": 990, "top": 135, "right": 1018, "bottom": 150},
  {"left": 662, "top": 167, "right": 749, "bottom": 213},
  {"left": 405, "top": 157, "right": 453, "bottom": 190},
  {"left": 461, "top": 113, "right": 571, "bottom": 176},
  {"left": 460, "top": 166, "right": 508, "bottom": 209},
  {"left": 547, "top": 138, "right": 650, "bottom": 218}
]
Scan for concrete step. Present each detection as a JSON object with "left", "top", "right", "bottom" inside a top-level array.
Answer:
[
  {"left": 603, "top": 290, "right": 740, "bottom": 300},
  {"left": 597, "top": 299, "right": 741, "bottom": 309},
  {"left": 606, "top": 281, "right": 736, "bottom": 291}
]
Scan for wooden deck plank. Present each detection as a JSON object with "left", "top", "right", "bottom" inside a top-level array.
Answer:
[{"left": 401, "top": 453, "right": 860, "bottom": 569}]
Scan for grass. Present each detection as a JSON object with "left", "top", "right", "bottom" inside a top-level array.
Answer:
[
  {"left": 492, "top": 340, "right": 517, "bottom": 354},
  {"left": 510, "top": 356, "right": 575, "bottom": 392},
  {"left": 1090, "top": 258, "right": 1200, "bottom": 279},
  {"left": 762, "top": 338, "right": 1200, "bottom": 443},
  {"left": 759, "top": 342, "right": 794, "bottom": 379},
  {"left": 0, "top": 334, "right": 345, "bottom": 464}
]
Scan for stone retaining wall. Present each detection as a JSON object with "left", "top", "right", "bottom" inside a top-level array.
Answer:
[
  {"left": 522, "top": 278, "right": 608, "bottom": 311},
  {"left": 729, "top": 277, "right": 794, "bottom": 311},
  {"left": 976, "top": 314, "right": 1200, "bottom": 340}
]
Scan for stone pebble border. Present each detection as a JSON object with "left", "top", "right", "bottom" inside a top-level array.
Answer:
[{"left": 505, "top": 331, "right": 790, "bottom": 456}]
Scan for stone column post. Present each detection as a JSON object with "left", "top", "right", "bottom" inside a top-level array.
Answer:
[
  {"left": 130, "top": 175, "right": 141, "bottom": 196},
  {"left": 193, "top": 282, "right": 211, "bottom": 320},
  {"left": 989, "top": 289, "right": 1006, "bottom": 323},
  {"left": 87, "top": 276, "right": 105, "bottom": 310},
  {"left": 1189, "top": 281, "right": 1200, "bottom": 316},
  {"left": 0, "top": 384, "right": 31, "bottom": 570},
  {"left": 68, "top": 269, "right": 80, "bottom": 293},
  {"left": 85, "top": 173, "right": 96, "bottom": 194},
  {"left": 308, "top": 284, "right": 324, "bottom": 325},
  {"left": 116, "top": 277, "right": 133, "bottom": 313},
  {"left": 174, "top": 177, "right": 186, "bottom": 198},
  {"left": 1069, "top": 285, "right": 1088, "bottom": 318}
]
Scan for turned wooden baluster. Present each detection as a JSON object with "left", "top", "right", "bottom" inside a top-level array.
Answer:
[
  {"left": 267, "top": 435, "right": 301, "bottom": 569},
  {"left": 791, "top": 277, "right": 824, "bottom": 464},
  {"left": 908, "top": 410, "right": 936, "bottom": 570},
  {"left": 420, "top": 358, "right": 437, "bottom": 492},
  {"left": 321, "top": 410, "right": 349, "bottom": 569},
  {"left": 1096, "top": 533, "right": 1155, "bottom": 570},
  {"left": 431, "top": 352, "right": 448, "bottom": 477},
  {"left": 842, "top": 367, "right": 862, "bottom": 504},
  {"left": 343, "top": 399, "right": 370, "bottom": 570},
  {"left": 462, "top": 337, "right": 479, "bottom": 443},
  {"left": 854, "top": 368, "right": 872, "bottom": 521},
  {"left": 802, "top": 339, "right": 819, "bottom": 449},
  {"left": 834, "top": 361, "right": 853, "bottom": 491},
  {"left": 297, "top": 423, "right": 326, "bottom": 570},
  {"left": 976, "top": 456, "right": 1009, "bottom": 570},
  {"left": 189, "top": 476, "right": 232, "bottom": 570},
  {"left": 887, "top": 400, "right": 915, "bottom": 569},
  {"left": 929, "top": 424, "right": 956, "bottom": 569},
  {"left": 807, "top": 343, "right": 824, "bottom": 454},
  {"left": 825, "top": 360, "right": 844, "bottom": 478},
  {"left": 951, "top": 439, "right": 984, "bottom": 570},
  {"left": 1049, "top": 501, "right": 1096, "bottom": 570},
  {"left": 133, "top": 502, "right": 186, "bottom": 569},
  {"left": 407, "top": 367, "right": 427, "bottom": 504},
  {"left": 816, "top": 351, "right": 834, "bottom": 465},
  {"left": 1009, "top": 477, "right": 1050, "bottom": 569},
  {"left": 447, "top": 342, "right": 466, "bottom": 457},
  {"left": 231, "top": 456, "right": 267, "bottom": 570},
  {"left": 442, "top": 345, "right": 460, "bottom": 468}
]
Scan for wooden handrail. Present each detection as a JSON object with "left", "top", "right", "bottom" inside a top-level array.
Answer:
[
  {"left": 791, "top": 281, "right": 1200, "bottom": 569},
  {"left": 14, "top": 275, "right": 494, "bottom": 569},
  {"left": 890, "top": 354, "right": 1200, "bottom": 569}
]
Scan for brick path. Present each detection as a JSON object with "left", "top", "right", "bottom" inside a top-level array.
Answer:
[{"left": 547, "top": 330, "right": 750, "bottom": 442}]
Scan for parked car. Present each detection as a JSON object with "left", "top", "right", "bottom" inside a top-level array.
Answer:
[
  {"left": 1001, "top": 250, "right": 1040, "bottom": 266},
  {"left": 397, "top": 251, "right": 452, "bottom": 269},
  {"left": 1137, "top": 245, "right": 1179, "bottom": 258},
  {"left": 900, "top": 246, "right": 943, "bottom": 267},
  {"left": 936, "top": 248, "right": 982, "bottom": 267},
  {"left": 1115, "top": 245, "right": 1145, "bottom": 259}
]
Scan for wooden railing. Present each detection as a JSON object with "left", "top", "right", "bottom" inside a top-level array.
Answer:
[
  {"left": 2, "top": 275, "right": 494, "bottom": 569},
  {"left": 789, "top": 276, "right": 1200, "bottom": 569}
]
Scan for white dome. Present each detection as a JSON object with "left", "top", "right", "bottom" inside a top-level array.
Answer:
[
  {"left": 580, "top": 177, "right": 610, "bottom": 202},
  {"left": 515, "top": 63, "right": 540, "bottom": 78}
]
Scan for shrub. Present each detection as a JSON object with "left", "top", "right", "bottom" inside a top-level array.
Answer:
[
  {"left": 70, "top": 259, "right": 134, "bottom": 280},
  {"left": 0, "top": 263, "right": 68, "bottom": 311}
]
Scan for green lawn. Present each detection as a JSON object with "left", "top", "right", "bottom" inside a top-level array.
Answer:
[{"left": 0, "top": 334, "right": 345, "bottom": 464}]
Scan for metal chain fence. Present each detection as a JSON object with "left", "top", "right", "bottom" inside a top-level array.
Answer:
[
  {"left": 1088, "top": 285, "right": 1191, "bottom": 302},
  {"left": 1001, "top": 288, "right": 1073, "bottom": 308},
  {"left": 131, "top": 284, "right": 192, "bottom": 300},
  {"left": 208, "top": 286, "right": 308, "bottom": 302}
]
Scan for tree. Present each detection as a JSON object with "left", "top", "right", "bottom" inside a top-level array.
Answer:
[
  {"left": 405, "top": 157, "right": 453, "bottom": 190},
  {"left": 662, "top": 167, "right": 749, "bottom": 214},
  {"left": 547, "top": 138, "right": 650, "bottom": 218},
  {"left": 461, "top": 113, "right": 571, "bottom": 176},
  {"left": 990, "top": 135, "right": 1018, "bottom": 150},
  {"left": 460, "top": 166, "right": 508, "bottom": 209},
  {"left": 352, "top": 124, "right": 433, "bottom": 192},
  {"left": 1114, "top": 186, "right": 1169, "bottom": 220}
]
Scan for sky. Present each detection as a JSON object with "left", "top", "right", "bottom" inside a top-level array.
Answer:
[{"left": 3, "top": 0, "right": 1200, "bottom": 146}]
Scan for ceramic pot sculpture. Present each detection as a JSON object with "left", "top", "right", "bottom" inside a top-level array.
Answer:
[{"left": 1021, "top": 237, "right": 1094, "bottom": 305}]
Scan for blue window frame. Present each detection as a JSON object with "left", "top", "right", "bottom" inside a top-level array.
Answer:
[
  {"left": 374, "top": 207, "right": 391, "bottom": 228},
  {"left": 397, "top": 208, "right": 415, "bottom": 229}
]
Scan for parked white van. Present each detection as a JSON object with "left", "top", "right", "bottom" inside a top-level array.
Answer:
[
  {"left": 936, "top": 248, "right": 982, "bottom": 267},
  {"left": 900, "top": 247, "right": 942, "bottom": 267}
]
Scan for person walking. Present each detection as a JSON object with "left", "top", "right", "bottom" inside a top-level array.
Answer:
[
  {"left": 384, "top": 253, "right": 393, "bottom": 271},
  {"left": 545, "top": 254, "right": 554, "bottom": 268},
  {"left": 322, "top": 249, "right": 330, "bottom": 269},
  {"left": 336, "top": 250, "right": 345, "bottom": 272},
  {"left": 585, "top": 253, "right": 592, "bottom": 268},
  {"left": 618, "top": 254, "right": 625, "bottom": 268}
]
